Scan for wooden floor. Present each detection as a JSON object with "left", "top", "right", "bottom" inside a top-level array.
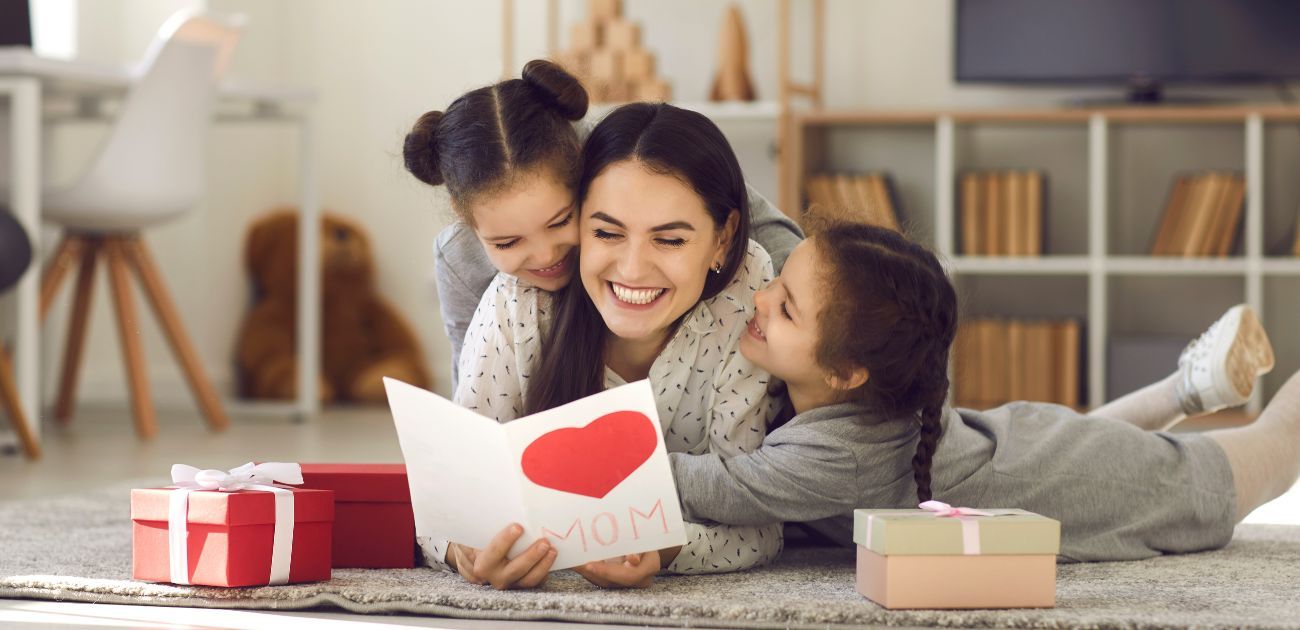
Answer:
[{"left": 1, "top": 402, "right": 1297, "bottom": 629}]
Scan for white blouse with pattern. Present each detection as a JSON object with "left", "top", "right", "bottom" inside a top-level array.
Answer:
[{"left": 421, "top": 241, "right": 784, "bottom": 575}]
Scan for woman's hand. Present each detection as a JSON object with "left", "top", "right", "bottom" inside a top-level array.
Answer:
[
  {"left": 573, "top": 546, "right": 682, "bottom": 589},
  {"left": 446, "top": 523, "right": 556, "bottom": 590}
]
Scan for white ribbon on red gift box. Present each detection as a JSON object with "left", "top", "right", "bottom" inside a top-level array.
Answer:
[
  {"left": 167, "top": 462, "right": 303, "bottom": 586},
  {"left": 863, "top": 501, "right": 1005, "bottom": 556}
]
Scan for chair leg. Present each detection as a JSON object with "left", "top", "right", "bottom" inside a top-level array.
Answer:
[
  {"left": 40, "top": 235, "right": 84, "bottom": 322},
  {"left": 104, "top": 238, "right": 157, "bottom": 440},
  {"left": 53, "top": 238, "right": 102, "bottom": 423},
  {"left": 0, "top": 345, "right": 41, "bottom": 459},
  {"left": 124, "top": 237, "right": 229, "bottom": 432}
]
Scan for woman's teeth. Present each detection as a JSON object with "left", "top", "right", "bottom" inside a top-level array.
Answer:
[{"left": 611, "top": 283, "right": 665, "bottom": 305}]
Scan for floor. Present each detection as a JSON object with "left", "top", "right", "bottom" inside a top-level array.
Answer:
[{"left": 2, "top": 402, "right": 1298, "bottom": 629}]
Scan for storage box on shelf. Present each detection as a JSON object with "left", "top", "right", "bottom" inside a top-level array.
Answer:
[{"left": 784, "top": 106, "right": 1300, "bottom": 412}]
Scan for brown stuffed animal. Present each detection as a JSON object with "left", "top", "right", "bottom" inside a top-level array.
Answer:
[{"left": 236, "top": 207, "right": 432, "bottom": 403}]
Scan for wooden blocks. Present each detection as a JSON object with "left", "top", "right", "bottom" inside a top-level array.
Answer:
[
  {"left": 555, "top": 0, "right": 670, "bottom": 104},
  {"left": 604, "top": 19, "right": 640, "bottom": 50}
]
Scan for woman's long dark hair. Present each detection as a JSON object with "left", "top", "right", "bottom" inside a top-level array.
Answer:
[
  {"left": 402, "top": 59, "right": 588, "bottom": 220},
  {"left": 807, "top": 216, "right": 958, "bottom": 503},
  {"left": 524, "top": 103, "right": 752, "bottom": 414}
]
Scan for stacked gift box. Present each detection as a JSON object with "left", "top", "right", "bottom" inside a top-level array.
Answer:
[
  {"left": 131, "top": 462, "right": 416, "bottom": 587},
  {"left": 853, "top": 502, "right": 1061, "bottom": 609}
]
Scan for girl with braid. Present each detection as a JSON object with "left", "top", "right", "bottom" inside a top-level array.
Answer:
[{"left": 668, "top": 213, "right": 1299, "bottom": 562}]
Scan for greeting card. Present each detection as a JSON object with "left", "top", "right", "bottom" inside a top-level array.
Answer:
[{"left": 383, "top": 377, "right": 687, "bottom": 570}]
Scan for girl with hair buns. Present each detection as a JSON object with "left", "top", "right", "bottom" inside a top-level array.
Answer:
[
  {"left": 668, "top": 211, "right": 1299, "bottom": 564},
  {"left": 403, "top": 60, "right": 801, "bottom": 390}
]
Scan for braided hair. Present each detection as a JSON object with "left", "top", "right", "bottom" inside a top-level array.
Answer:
[{"left": 808, "top": 216, "right": 958, "bottom": 503}]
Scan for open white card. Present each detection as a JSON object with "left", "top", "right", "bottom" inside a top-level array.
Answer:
[{"left": 383, "top": 377, "right": 687, "bottom": 570}]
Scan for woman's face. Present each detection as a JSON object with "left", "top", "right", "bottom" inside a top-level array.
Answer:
[
  {"left": 579, "top": 160, "right": 734, "bottom": 346},
  {"left": 469, "top": 170, "right": 579, "bottom": 291},
  {"left": 739, "top": 238, "right": 826, "bottom": 388}
]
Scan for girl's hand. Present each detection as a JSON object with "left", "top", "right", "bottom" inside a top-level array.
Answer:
[
  {"left": 447, "top": 523, "right": 556, "bottom": 590},
  {"left": 574, "top": 546, "right": 680, "bottom": 589}
]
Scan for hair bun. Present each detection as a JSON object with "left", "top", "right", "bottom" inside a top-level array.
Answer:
[
  {"left": 403, "top": 110, "right": 445, "bottom": 186},
  {"left": 522, "top": 59, "right": 588, "bottom": 121}
]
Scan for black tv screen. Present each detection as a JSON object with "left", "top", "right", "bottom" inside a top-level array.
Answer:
[{"left": 956, "top": 0, "right": 1300, "bottom": 85}]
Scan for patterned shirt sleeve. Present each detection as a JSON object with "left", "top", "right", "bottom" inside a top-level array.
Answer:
[
  {"left": 664, "top": 243, "right": 784, "bottom": 574},
  {"left": 451, "top": 273, "right": 531, "bottom": 422}
]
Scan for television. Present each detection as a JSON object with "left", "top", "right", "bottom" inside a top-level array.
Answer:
[{"left": 955, "top": 0, "right": 1300, "bottom": 102}]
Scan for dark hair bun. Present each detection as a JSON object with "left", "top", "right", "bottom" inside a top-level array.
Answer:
[
  {"left": 522, "top": 59, "right": 588, "bottom": 121},
  {"left": 403, "top": 110, "right": 445, "bottom": 186}
]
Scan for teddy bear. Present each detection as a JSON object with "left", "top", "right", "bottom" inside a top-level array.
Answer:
[{"left": 236, "top": 207, "right": 432, "bottom": 403}]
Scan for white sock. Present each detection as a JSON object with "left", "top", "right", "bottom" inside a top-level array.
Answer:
[
  {"left": 1092, "top": 373, "right": 1188, "bottom": 431},
  {"left": 1206, "top": 371, "right": 1300, "bottom": 522}
]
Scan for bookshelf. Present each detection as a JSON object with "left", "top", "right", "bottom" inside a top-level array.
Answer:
[{"left": 787, "top": 106, "right": 1300, "bottom": 414}]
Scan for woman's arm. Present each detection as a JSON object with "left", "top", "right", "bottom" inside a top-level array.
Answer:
[{"left": 452, "top": 273, "right": 538, "bottom": 421}]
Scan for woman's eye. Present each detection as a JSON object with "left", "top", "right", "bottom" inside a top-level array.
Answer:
[
  {"left": 492, "top": 239, "right": 520, "bottom": 250},
  {"left": 780, "top": 303, "right": 792, "bottom": 320},
  {"left": 549, "top": 211, "right": 574, "bottom": 229},
  {"left": 655, "top": 238, "right": 687, "bottom": 247},
  {"left": 593, "top": 229, "right": 621, "bottom": 241}
]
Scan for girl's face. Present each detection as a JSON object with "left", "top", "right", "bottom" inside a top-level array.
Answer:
[
  {"left": 470, "top": 170, "right": 579, "bottom": 291},
  {"left": 739, "top": 239, "right": 827, "bottom": 388},
  {"left": 579, "top": 160, "right": 734, "bottom": 345}
]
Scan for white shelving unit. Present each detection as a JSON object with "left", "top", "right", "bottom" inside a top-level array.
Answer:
[{"left": 790, "top": 106, "right": 1300, "bottom": 414}]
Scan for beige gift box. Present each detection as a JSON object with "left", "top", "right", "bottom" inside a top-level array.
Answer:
[{"left": 853, "top": 505, "right": 1060, "bottom": 609}]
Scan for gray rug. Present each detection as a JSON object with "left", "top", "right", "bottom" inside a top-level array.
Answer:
[{"left": 2, "top": 482, "right": 1299, "bottom": 629}]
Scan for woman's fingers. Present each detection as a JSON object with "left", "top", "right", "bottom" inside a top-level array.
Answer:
[
  {"left": 575, "top": 555, "right": 656, "bottom": 589},
  {"left": 452, "top": 545, "right": 485, "bottom": 585},
  {"left": 515, "top": 546, "right": 559, "bottom": 589},
  {"left": 473, "top": 523, "right": 524, "bottom": 577},
  {"left": 487, "top": 538, "right": 552, "bottom": 590}
]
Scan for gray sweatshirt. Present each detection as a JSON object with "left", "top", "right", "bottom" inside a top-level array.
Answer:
[
  {"left": 434, "top": 185, "right": 802, "bottom": 389},
  {"left": 669, "top": 400, "right": 1237, "bottom": 562}
]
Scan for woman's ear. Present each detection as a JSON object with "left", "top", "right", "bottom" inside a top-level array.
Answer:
[
  {"left": 712, "top": 209, "right": 741, "bottom": 267},
  {"left": 825, "top": 366, "right": 870, "bottom": 392}
]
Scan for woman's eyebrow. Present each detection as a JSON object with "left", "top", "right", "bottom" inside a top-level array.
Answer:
[{"left": 588, "top": 212, "right": 695, "bottom": 232}]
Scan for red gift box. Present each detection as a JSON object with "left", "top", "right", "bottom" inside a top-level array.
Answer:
[
  {"left": 298, "top": 463, "right": 416, "bottom": 568},
  {"left": 131, "top": 487, "right": 334, "bottom": 586}
]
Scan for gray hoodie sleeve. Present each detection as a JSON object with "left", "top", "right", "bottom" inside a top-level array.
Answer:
[
  {"left": 433, "top": 223, "right": 497, "bottom": 391},
  {"left": 669, "top": 421, "right": 860, "bottom": 526},
  {"left": 745, "top": 185, "right": 803, "bottom": 273}
]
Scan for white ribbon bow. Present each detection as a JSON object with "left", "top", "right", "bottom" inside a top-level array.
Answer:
[
  {"left": 919, "top": 500, "right": 992, "bottom": 518},
  {"left": 167, "top": 462, "right": 302, "bottom": 585}
]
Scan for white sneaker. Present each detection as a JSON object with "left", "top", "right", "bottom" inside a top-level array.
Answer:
[{"left": 1178, "top": 304, "right": 1275, "bottom": 413}]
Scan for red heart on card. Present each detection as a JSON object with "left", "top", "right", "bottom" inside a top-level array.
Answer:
[{"left": 520, "top": 410, "right": 658, "bottom": 499}]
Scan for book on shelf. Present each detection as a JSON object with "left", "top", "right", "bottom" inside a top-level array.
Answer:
[
  {"left": 805, "top": 172, "right": 901, "bottom": 231},
  {"left": 957, "top": 170, "right": 1046, "bottom": 256},
  {"left": 952, "top": 317, "right": 1083, "bottom": 410},
  {"left": 1149, "top": 171, "right": 1244, "bottom": 257}
]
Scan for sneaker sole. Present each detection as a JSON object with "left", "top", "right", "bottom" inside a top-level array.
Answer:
[{"left": 1225, "top": 306, "right": 1275, "bottom": 399}]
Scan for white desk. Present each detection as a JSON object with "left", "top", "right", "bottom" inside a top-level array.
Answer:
[{"left": 0, "top": 47, "right": 321, "bottom": 450}]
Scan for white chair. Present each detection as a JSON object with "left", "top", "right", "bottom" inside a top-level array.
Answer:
[{"left": 37, "top": 10, "right": 245, "bottom": 439}]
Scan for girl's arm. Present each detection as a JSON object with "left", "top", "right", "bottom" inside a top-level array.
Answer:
[
  {"left": 669, "top": 422, "right": 862, "bottom": 526},
  {"left": 434, "top": 223, "right": 497, "bottom": 391},
  {"left": 663, "top": 521, "right": 783, "bottom": 574},
  {"left": 745, "top": 185, "right": 803, "bottom": 274}
]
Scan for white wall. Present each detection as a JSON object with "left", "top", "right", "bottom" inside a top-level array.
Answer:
[{"left": 26, "top": 0, "right": 1291, "bottom": 410}]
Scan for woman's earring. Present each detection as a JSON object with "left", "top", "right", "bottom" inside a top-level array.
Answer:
[{"left": 711, "top": 262, "right": 722, "bottom": 273}]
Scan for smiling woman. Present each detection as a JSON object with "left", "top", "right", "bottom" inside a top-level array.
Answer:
[{"left": 449, "top": 103, "right": 784, "bottom": 582}]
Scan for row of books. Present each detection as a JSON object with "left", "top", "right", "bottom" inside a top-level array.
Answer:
[
  {"left": 1150, "top": 172, "right": 1245, "bottom": 257},
  {"left": 959, "top": 170, "right": 1046, "bottom": 256},
  {"left": 804, "top": 173, "right": 902, "bottom": 231},
  {"left": 953, "top": 318, "right": 1082, "bottom": 410}
]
